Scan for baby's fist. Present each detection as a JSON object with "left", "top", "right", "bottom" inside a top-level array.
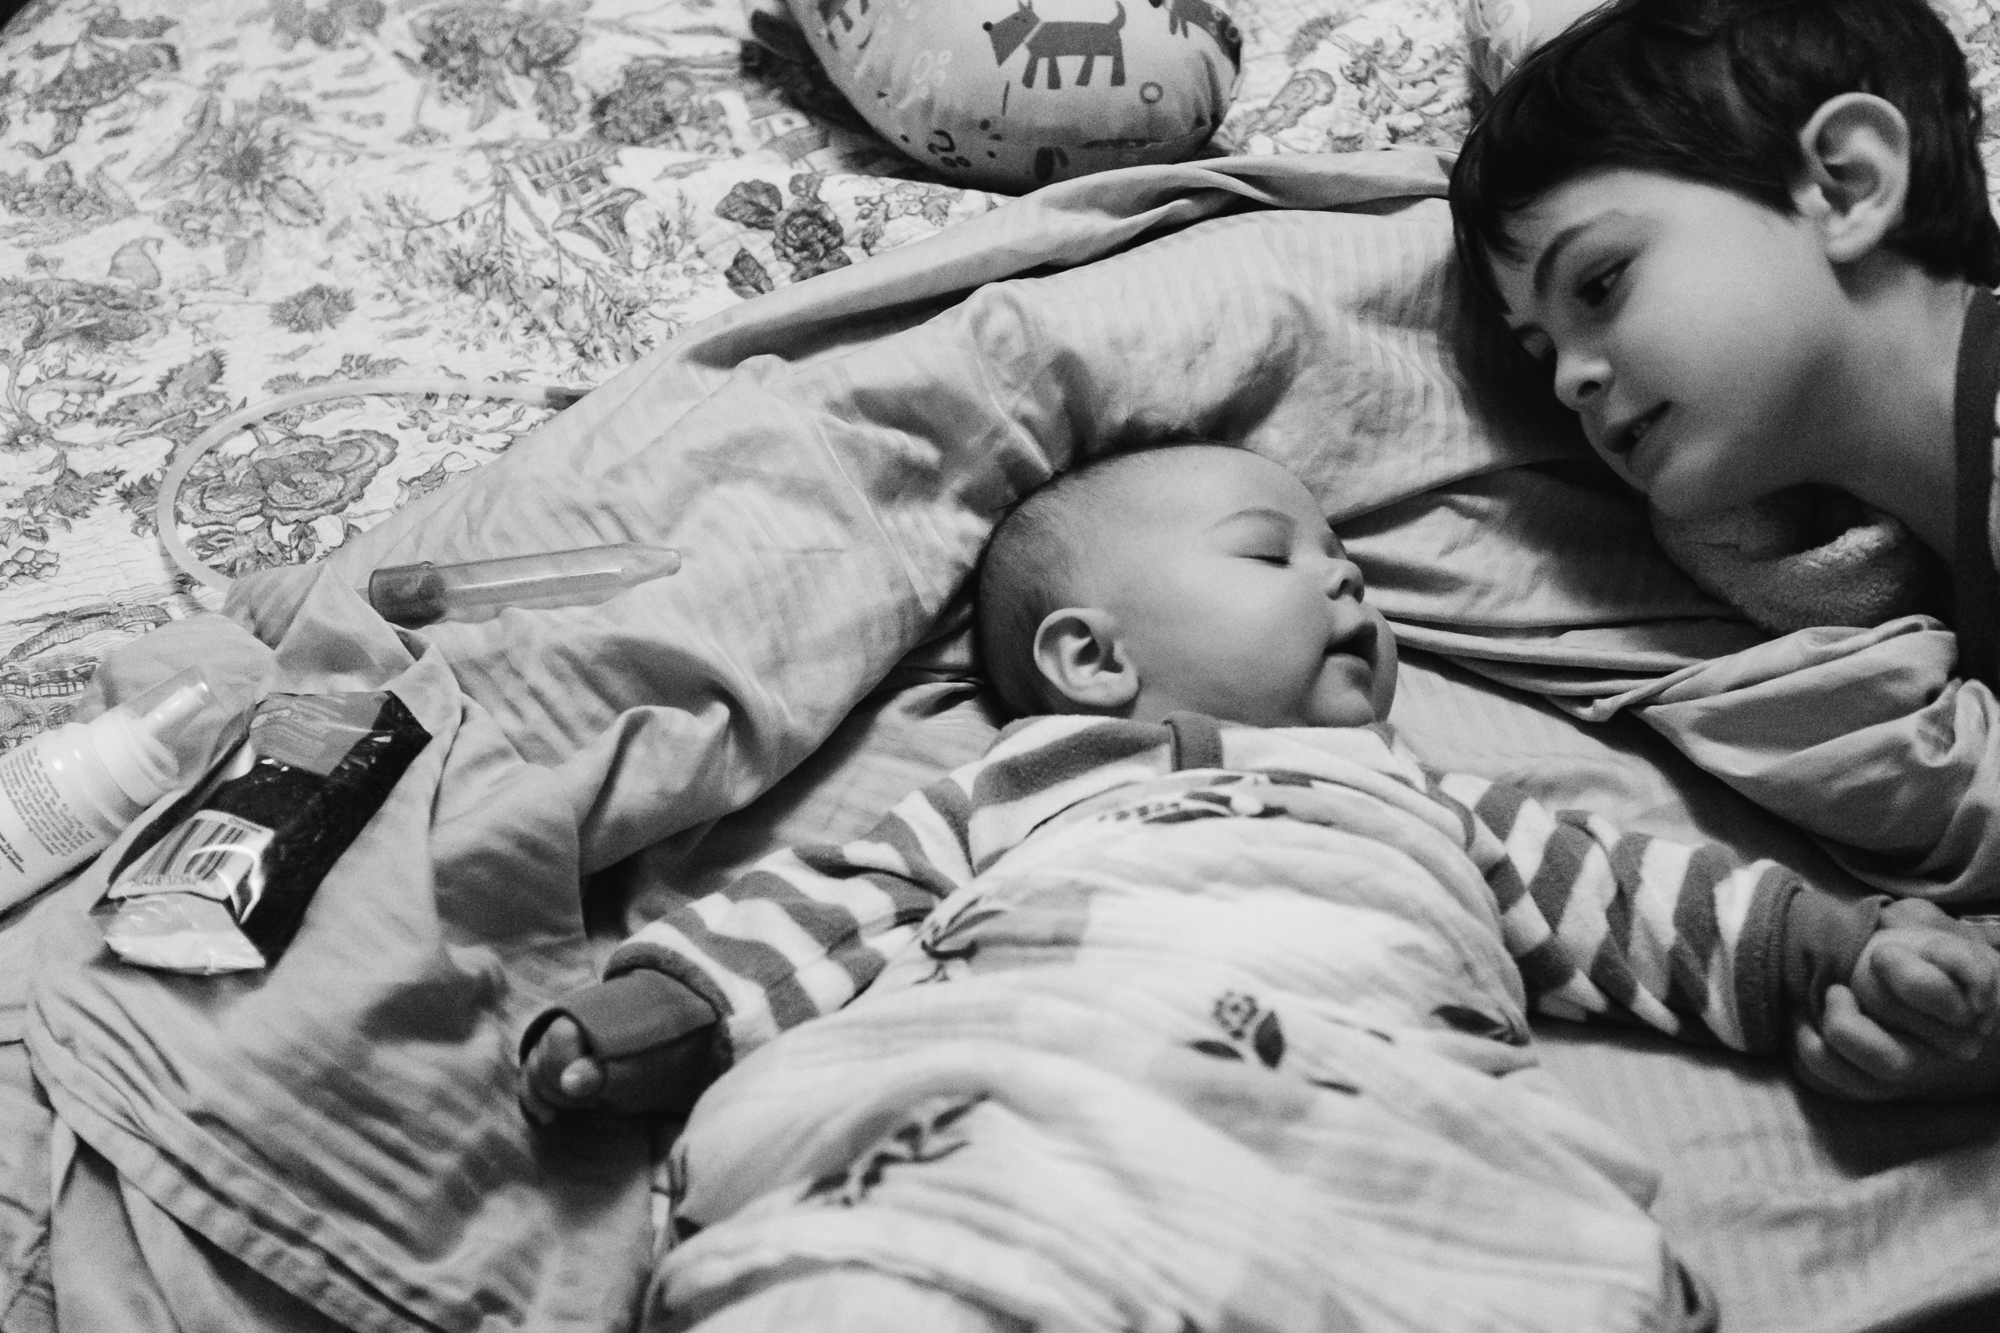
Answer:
[
  {"left": 519, "top": 1016, "right": 609, "bottom": 1123},
  {"left": 516, "top": 971, "right": 721, "bottom": 1124}
]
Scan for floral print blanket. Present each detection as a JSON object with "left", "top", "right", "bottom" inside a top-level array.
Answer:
[{"left": 0, "top": 0, "right": 1474, "bottom": 752}]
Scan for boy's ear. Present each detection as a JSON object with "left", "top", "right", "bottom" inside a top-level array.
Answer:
[
  {"left": 1032, "top": 607, "right": 1138, "bottom": 711},
  {"left": 1792, "top": 93, "right": 1911, "bottom": 265}
]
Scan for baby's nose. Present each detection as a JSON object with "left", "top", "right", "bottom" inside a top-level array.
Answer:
[{"left": 1324, "top": 558, "right": 1365, "bottom": 600}]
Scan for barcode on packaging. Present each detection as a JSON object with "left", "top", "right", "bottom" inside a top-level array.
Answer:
[{"left": 112, "top": 810, "right": 273, "bottom": 919}]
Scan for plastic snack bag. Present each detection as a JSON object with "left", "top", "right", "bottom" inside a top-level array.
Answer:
[{"left": 98, "top": 690, "right": 431, "bottom": 975}]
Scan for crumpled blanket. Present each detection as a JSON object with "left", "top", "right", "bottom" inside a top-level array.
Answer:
[
  {"left": 650, "top": 790, "right": 1700, "bottom": 1333},
  {"left": 12, "top": 149, "right": 2000, "bottom": 1328},
  {"left": 1651, "top": 492, "right": 1943, "bottom": 636}
]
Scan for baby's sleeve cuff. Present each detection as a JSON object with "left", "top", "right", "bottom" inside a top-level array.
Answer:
[
  {"left": 1738, "top": 877, "right": 1886, "bottom": 1054},
  {"left": 519, "top": 969, "right": 720, "bottom": 1071}
]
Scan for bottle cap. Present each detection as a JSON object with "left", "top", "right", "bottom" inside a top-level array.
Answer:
[{"left": 101, "top": 667, "right": 228, "bottom": 804}]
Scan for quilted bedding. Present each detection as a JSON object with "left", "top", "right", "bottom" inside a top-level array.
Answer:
[{"left": 6, "top": 0, "right": 2000, "bottom": 1330}]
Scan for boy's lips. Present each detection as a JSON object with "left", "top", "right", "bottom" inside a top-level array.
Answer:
[{"left": 1604, "top": 403, "right": 1668, "bottom": 461}]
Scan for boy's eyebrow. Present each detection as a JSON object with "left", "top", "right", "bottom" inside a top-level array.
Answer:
[
  {"left": 1529, "top": 211, "right": 1627, "bottom": 303},
  {"left": 1531, "top": 221, "right": 1592, "bottom": 302}
]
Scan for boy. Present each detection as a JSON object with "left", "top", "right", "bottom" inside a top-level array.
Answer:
[{"left": 1447, "top": 0, "right": 2000, "bottom": 683}]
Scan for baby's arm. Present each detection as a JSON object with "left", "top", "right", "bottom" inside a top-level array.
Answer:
[
  {"left": 1791, "top": 899, "right": 2000, "bottom": 1100},
  {"left": 517, "top": 773, "right": 981, "bottom": 1121},
  {"left": 1429, "top": 766, "right": 2000, "bottom": 1096}
]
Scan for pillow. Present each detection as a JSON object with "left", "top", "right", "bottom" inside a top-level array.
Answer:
[{"left": 784, "top": 0, "right": 1243, "bottom": 192}]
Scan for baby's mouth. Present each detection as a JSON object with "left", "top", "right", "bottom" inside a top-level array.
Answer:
[
  {"left": 1608, "top": 404, "right": 1668, "bottom": 458},
  {"left": 1325, "top": 620, "right": 1378, "bottom": 672}
]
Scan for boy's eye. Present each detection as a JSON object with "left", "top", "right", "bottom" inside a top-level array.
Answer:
[
  {"left": 1575, "top": 261, "right": 1626, "bottom": 309},
  {"left": 1249, "top": 552, "right": 1290, "bottom": 567}
]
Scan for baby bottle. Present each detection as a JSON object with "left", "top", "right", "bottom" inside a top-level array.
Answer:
[{"left": 0, "top": 667, "right": 225, "bottom": 913}]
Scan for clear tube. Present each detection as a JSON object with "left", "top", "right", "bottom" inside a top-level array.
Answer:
[
  {"left": 155, "top": 378, "right": 585, "bottom": 593},
  {"left": 366, "top": 543, "right": 683, "bottom": 627}
]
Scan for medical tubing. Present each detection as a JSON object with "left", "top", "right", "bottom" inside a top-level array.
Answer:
[{"left": 155, "top": 378, "right": 585, "bottom": 593}]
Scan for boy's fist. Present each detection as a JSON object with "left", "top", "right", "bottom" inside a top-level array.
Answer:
[
  {"left": 516, "top": 971, "right": 719, "bottom": 1124},
  {"left": 1792, "top": 900, "right": 2000, "bottom": 1101}
]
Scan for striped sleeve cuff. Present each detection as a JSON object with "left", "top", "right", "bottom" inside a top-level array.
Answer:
[{"left": 1736, "top": 877, "right": 1886, "bottom": 1055}]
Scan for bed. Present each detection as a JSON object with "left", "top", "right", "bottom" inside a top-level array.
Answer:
[{"left": 3, "top": 0, "right": 2000, "bottom": 1328}]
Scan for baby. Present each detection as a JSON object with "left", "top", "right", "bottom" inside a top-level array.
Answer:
[
  {"left": 1448, "top": 0, "right": 2000, "bottom": 680},
  {"left": 521, "top": 445, "right": 2000, "bottom": 1330}
]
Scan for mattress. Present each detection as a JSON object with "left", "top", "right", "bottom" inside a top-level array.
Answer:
[{"left": 1, "top": 0, "right": 1999, "bottom": 1329}]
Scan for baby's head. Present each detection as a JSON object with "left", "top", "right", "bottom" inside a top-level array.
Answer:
[
  {"left": 1448, "top": 0, "right": 2000, "bottom": 517},
  {"left": 975, "top": 444, "right": 1398, "bottom": 728}
]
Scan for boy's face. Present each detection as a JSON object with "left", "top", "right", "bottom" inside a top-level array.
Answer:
[
  {"left": 1487, "top": 169, "right": 1848, "bottom": 517},
  {"left": 1082, "top": 449, "right": 1397, "bottom": 728}
]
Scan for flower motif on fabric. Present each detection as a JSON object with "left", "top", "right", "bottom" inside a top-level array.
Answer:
[
  {"left": 715, "top": 173, "right": 851, "bottom": 291},
  {"left": 135, "top": 88, "right": 355, "bottom": 235},
  {"left": 590, "top": 58, "right": 731, "bottom": 154},
  {"left": 399, "top": 3, "right": 585, "bottom": 134},
  {"left": 175, "top": 426, "right": 396, "bottom": 576},
  {"left": 1192, "top": 989, "right": 1288, "bottom": 1068},
  {"left": 1191, "top": 990, "right": 1360, "bottom": 1093},
  {"left": 268, "top": 0, "right": 388, "bottom": 50}
]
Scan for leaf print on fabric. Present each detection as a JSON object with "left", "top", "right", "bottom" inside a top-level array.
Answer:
[
  {"left": 0, "top": 275, "right": 160, "bottom": 354},
  {"left": 913, "top": 895, "right": 1009, "bottom": 982},
  {"left": 9, "top": 9, "right": 179, "bottom": 158},
  {"left": 802, "top": 1096, "right": 982, "bottom": 1209},
  {"left": 99, "top": 351, "right": 229, "bottom": 437},
  {"left": 361, "top": 144, "right": 690, "bottom": 373},
  {"left": 1431, "top": 1003, "right": 1528, "bottom": 1047},
  {"left": 270, "top": 283, "right": 357, "bottom": 334},
  {"left": 0, "top": 161, "right": 136, "bottom": 242}
]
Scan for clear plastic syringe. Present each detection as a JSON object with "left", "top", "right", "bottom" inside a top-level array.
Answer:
[{"left": 367, "top": 543, "right": 682, "bottom": 627}]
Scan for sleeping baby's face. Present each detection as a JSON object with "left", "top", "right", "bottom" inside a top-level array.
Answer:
[{"left": 1082, "top": 448, "right": 1398, "bottom": 729}]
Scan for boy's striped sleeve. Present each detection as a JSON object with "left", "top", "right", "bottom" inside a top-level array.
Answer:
[{"left": 1425, "top": 768, "right": 1882, "bottom": 1055}]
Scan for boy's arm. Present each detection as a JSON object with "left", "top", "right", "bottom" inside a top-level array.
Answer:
[
  {"left": 520, "top": 772, "right": 979, "bottom": 1119},
  {"left": 1427, "top": 768, "right": 1884, "bottom": 1057}
]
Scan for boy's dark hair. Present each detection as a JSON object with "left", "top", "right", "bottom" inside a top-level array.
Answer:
[{"left": 1450, "top": 0, "right": 2000, "bottom": 306}]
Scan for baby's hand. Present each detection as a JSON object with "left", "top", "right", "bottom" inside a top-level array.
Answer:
[
  {"left": 517, "top": 974, "right": 719, "bottom": 1124},
  {"left": 518, "top": 1015, "right": 611, "bottom": 1124},
  {"left": 1792, "top": 901, "right": 2000, "bottom": 1101}
]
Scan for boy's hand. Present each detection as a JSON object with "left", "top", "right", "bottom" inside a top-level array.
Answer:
[{"left": 1791, "top": 901, "right": 2000, "bottom": 1101}]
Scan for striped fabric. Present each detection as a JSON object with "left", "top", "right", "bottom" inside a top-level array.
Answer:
[{"left": 608, "top": 713, "right": 1831, "bottom": 1064}]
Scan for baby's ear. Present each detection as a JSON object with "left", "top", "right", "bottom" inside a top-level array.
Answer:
[
  {"left": 1793, "top": 92, "right": 1911, "bottom": 265},
  {"left": 1032, "top": 607, "right": 1138, "bottom": 711}
]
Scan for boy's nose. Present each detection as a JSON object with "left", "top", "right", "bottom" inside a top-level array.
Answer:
[{"left": 1552, "top": 347, "right": 1609, "bottom": 413}]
